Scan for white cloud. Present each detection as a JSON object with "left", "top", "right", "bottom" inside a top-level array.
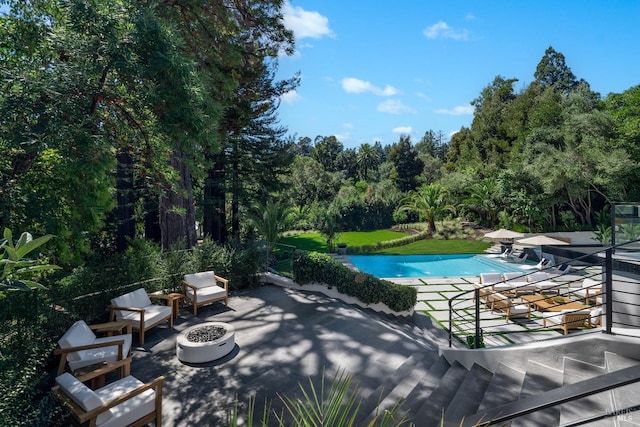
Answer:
[
  {"left": 416, "top": 92, "right": 432, "bottom": 101},
  {"left": 423, "top": 21, "right": 469, "bottom": 41},
  {"left": 392, "top": 126, "right": 413, "bottom": 134},
  {"left": 283, "top": 3, "right": 335, "bottom": 40},
  {"left": 342, "top": 77, "right": 399, "bottom": 96},
  {"left": 377, "top": 99, "right": 417, "bottom": 115},
  {"left": 334, "top": 133, "right": 350, "bottom": 142},
  {"left": 434, "top": 105, "right": 474, "bottom": 115},
  {"left": 281, "top": 90, "right": 302, "bottom": 104}
]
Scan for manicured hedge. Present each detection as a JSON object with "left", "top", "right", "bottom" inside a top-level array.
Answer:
[{"left": 292, "top": 251, "right": 417, "bottom": 312}]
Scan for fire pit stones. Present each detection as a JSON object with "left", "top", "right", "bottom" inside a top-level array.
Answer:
[{"left": 176, "top": 322, "right": 235, "bottom": 363}]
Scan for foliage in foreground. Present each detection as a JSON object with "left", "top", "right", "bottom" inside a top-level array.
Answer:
[
  {"left": 0, "top": 228, "right": 60, "bottom": 291},
  {"left": 293, "top": 252, "right": 417, "bottom": 312},
  {"left": 226, "top": 369, "right": 412, "bottom": 427},
  {"left": 1, "top": 238, "right": 262, "bottom": 426}
]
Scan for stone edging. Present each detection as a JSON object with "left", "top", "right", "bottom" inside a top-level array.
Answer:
[{"left": 259, "top": 272, "right": 414, "bottom": 318}]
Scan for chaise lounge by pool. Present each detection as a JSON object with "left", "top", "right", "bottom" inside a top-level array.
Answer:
[{"left": 349, "top": 254, "right": 527, "bottom": 278}]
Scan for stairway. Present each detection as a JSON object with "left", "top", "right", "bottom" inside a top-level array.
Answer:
[{"left": 356, "top": 332, "right": 640, "bottom": 426}]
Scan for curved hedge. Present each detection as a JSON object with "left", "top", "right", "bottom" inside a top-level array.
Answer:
[{"left": 292, "top": 251, "right": 417, "bottom": 312}]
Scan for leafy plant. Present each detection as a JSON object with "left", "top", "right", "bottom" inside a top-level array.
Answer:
[
  {"left": 0, "top": 228, "right": 59, "bottom": 291},
  {"left": 592, "top": 224, "right": 611, "bottom": 245},
  {"left": 226, "top": 369, "right": 411, "bottom": 427}
]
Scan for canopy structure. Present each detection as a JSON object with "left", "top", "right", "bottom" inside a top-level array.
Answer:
[
  {"left": 517, "top": 235, "right": 569, "bottom": 246},
  {"left": 484, "top": 229, "right": 525, "bottom": 240}
]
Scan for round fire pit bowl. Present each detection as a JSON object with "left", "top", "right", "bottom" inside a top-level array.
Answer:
[{"left": 176, "top": 322, "right": 235, "bottom": 364}]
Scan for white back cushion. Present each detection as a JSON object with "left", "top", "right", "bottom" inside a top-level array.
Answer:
[
  {"left": 185, "top": 271, "right": 217, "bottom": 290},
  {"left": 58, "top": 321, "right": 97, "bottom": 362},
  {"left": 528, "top": 272, "right": 548, "bottom": 282},
  {"left": 56, "top": 373, "right": 112, "bottom": 425},
  {"left": 480, "top": 273, "right": 502, "bottom": 285},
  {"left": 111, "top": 289, "right": 152, "bottom": 318}
]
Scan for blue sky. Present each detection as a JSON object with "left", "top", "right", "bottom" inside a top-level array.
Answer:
[{"left": 276, "top": 1, "right": 640, "bottom": 149}]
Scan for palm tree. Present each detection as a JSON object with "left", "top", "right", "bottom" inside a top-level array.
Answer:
[
  {"left": 465, "top": 179, "right": 498, "bottom": 226},
  {"left": 247, "top": 200, "right": 295, "bottom": 264},
  {"left": 356, "top": 143, "right": 380, "bottom": 181},
  {"left": 395, "top": 184, "right": 455, "bottom": 233}
]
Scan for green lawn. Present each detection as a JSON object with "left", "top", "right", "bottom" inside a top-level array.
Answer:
[
  {"left": 279, "top": 230, "right": 490, "bottom": 255},
  {"left": 280, "top": 230, "right": 408, "bottom": 252}
]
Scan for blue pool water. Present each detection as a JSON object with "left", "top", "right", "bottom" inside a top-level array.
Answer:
[{"left": 349, "top": 254, "right": 526, "bottom": 278}]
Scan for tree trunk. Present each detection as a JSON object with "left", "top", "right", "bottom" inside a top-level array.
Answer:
[
  {"left": 203, "top": 153, "right": 227, "bottom": 244},
  {"left": 160, "top": 150, "right": 197, "bottom": 250},
  {"left": 144, "top": 192, "right": 161, "bottom": 243},
  {"left": 115, "top": 148, "right": 135, "bottom": 252}
]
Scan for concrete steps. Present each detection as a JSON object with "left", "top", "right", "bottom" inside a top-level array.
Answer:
[{"left": 358, "top": 334, "right": 640, "bottom": 426}]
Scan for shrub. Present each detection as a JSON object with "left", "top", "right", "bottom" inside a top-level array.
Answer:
[{"left": 293, "top": 252, "right": 416, "bottom": 312}]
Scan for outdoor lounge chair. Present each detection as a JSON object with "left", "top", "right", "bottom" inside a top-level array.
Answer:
[
  {"left": 53, "top": 357, "right": 164, "bottom": 427},
  {"left": 510, "top": 252, "right": 528, "bottom": 263},
  {"left": 489, "top": 292, "right": 530, "bottom": 323},
  {"left": 182, "top": 271, "right": 229, "bottom": 316},
  {"left": 477, "top": 272, "right": 512, "bottom": 294},
  {"left": 109, "top": 289, "right": 173, "bottom": 345},
  {"left": 502, "top": 272, "right": 536, "bottom": 295},
  {"left": 574, "top": 278, "right": 603, "bottom": 302},
  {"left": 527, "top": 271, "right": 561, "bottom": 294},
  {"left": 500, "top": 247, "right": 513, "bottom": 259},
  {"left": 550, "top": 263, "right": 571, "bottom": 276},
  {"left": 543, "top": 309, "right": 591, "bottom": 335},
  {"left": 55, "top": 319, "right": 133, "bottom": 376}
]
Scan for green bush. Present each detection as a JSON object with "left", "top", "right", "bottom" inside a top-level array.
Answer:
[{"left": 293, "top": 252, "right": 417, "bottom": 312}]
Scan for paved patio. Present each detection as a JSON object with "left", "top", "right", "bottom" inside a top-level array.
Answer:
[
  {"left": 127, "top": 262, "right": 603, "bottom": 425},
  {"left": 129, "top": 285, "right": 451, "bottom": 426}
]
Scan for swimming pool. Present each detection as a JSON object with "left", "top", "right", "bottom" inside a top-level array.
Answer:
[{"left": 349, "top": 254, "right": 526, "bottom": 278}]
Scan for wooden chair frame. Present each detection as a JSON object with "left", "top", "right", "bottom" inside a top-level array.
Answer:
[
  {"left": 182, "top": 274, "right": 229, "bottom": 316},
  {"left": 109, "top": 293, "right": 174, "bottom": 345},
  {"left": 54, "top": 320, "right": 133, "bottom": 376},
  {"left": 53, "top": 357, "right": 164, "bottom": 427}
]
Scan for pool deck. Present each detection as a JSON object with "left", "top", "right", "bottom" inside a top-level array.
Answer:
[{"left": 333, "top": 252, "right": 600, "bottom": 347}]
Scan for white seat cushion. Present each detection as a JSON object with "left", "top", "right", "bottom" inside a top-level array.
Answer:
[
  {"left": 67, "top": 334, "right": 133, "bottom": 372},
  {"left": 119, "top": 304, "right": 172, "bottom": 330},
  {"left": 95, "top": 376, "right": 156, "bottom": 427},
  {"left": 56, "top": 373, "right": 113, "bottom": 425},
  {"left": 185, "top": 284, "right": 226, "bottom": 303},
  {"left": 510, "top": 303, "right": 530, "bottom": 315}
]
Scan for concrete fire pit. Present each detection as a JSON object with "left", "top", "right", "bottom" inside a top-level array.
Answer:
[{"left": 176, "top": 322, "right": 235, "bottom": 363}]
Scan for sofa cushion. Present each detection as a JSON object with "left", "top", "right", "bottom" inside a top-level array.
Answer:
[
  {"left": 120, "top": 304, "right": 172, "bottom": 330},
  {"left": 480, "top": 273, "right": 502, "bottom": 285},
  {"left": 184, "top": 271, "right": 217, "bottom": 290},
  {"left": 185, "top": 283, "right": 226, "bottom": 303},
  {"left": 111, "top": 289, "right": 152, "bottom": 318},
  {"left": 58, "top": 321, "right": 97, "bottom": 362},
  {"left": 56, "top": 373, "right": 113, "bottom": 425},
  {"left": 66, "top": 334, "right": 133, "bottom": 372},
  {"left": 95, "top": 376, "right": 155, "bottom": 427}
]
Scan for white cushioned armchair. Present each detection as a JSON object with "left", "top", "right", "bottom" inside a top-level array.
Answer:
[
  {"left": 53, "top": 357, "right": 164, "bottom": 427},
  {"left": 109, "top": 288, "right": 173, "bottom": 345},
  {"left": 182, "top": 271, "right": 229, "bottom": 316},
  {"left": 55, "top": 319, "right": 133, "bottom": 376}
]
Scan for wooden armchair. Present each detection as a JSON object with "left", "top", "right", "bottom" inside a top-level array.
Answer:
[
  {"left": 109, "top": 289, "right": 173, "bottom": 345},
  {"left": 182, "top": 271, "right": 229, "bottom": 316},
  {"left": 543, "top": 309, "right": 591, "bottom": 335},
  {"left": 54, "top": 320, "right": 133, "bottom": 377},
  {"left": 53, "top": 357, "right": 164, "bottom": 427}
]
